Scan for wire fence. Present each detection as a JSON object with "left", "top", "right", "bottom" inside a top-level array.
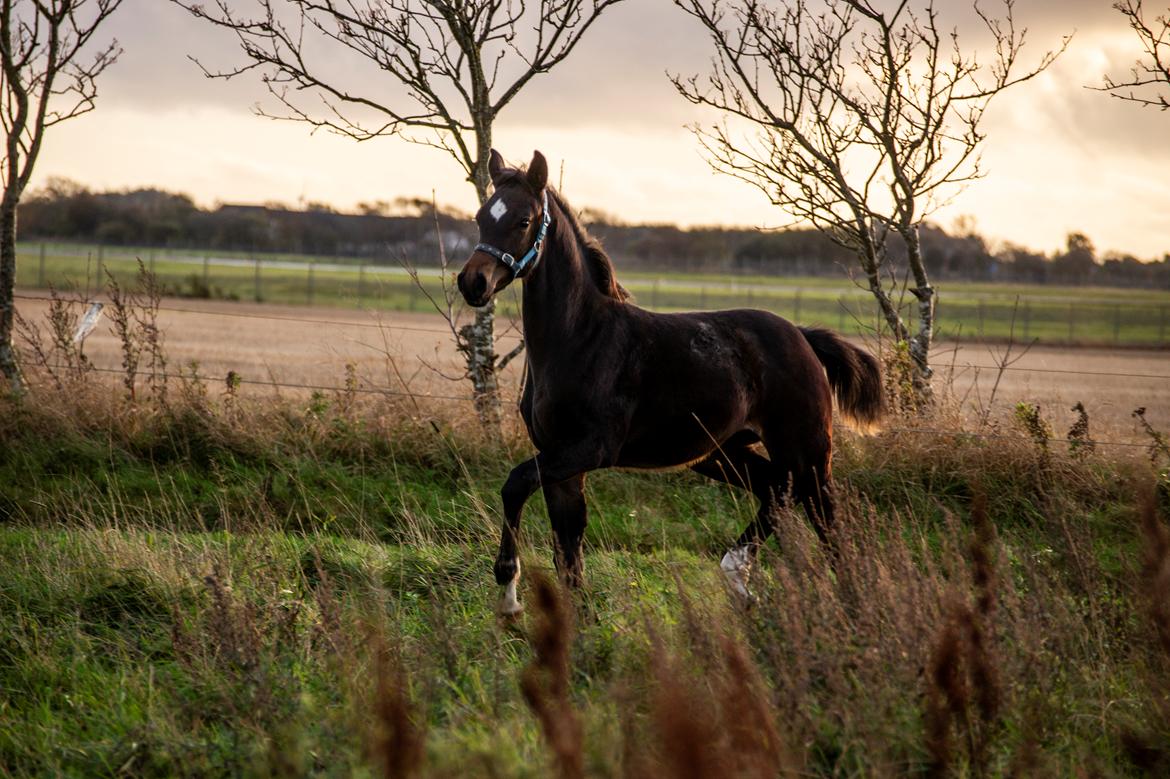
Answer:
[
  {"left": 40, "top": 362, "right": 474, "bottom": 402},
  {"left": 13, "top": 290, "right": 1170, "bottom": 454},
  {"left": 14, "top": 291, "right": 1170, "bottom": 381},
  {"left": 29, "top": 363, "right": 1164, "bottom": 452},
  {"left": 16, "top": 242, "right": 1170, "bottom": 347}
]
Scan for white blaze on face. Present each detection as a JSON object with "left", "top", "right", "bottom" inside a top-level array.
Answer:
[
  {"left": 720, "top": 546, "right": 753, "bottom": 599},
  {"left": 499, "top": 560, "right": 523, "bottom": 615},
  {"left": 489, "top": 197, "right": 508, "bottom": 222}
]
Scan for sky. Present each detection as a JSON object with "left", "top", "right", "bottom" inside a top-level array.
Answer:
[{"left": 26, "top": 0, "right": 1170, "bottom": 259}]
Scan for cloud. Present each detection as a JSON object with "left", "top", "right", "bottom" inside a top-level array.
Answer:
[{"left": 25, "top": 0, "right": 1170, "bottom": 258}]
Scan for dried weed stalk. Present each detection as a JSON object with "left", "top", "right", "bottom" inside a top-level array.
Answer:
[
  {"left": 519, "top": 571, "right": 583, "bottom": 779},
  {"left": 1119, "top": 484, "right": 1170, "bottom": 774},
  {"left": 1066, "top": 402, "right": 1095, "bottom": 459},
  {"left": 924, "top": 496, "right": 1003, "bottom": 779},
  {"left": 104, "top": 261, "right": 167, "bottom": 404},
  {"left": 369, "top": 637, "right": 425, "bottom": 779},
  {"left": 13, "top": 284, "right": 93, "bottom": 389}
]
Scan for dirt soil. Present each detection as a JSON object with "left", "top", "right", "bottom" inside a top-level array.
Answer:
[{"left": 14, "top": 292, "right": 1169, "bottom": 444}]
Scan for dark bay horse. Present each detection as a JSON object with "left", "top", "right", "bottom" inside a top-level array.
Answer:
[{"left": 458, "top": 150, "right": 883, "bottom": 614}]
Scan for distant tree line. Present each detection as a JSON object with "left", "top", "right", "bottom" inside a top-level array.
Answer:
[{"left": 17, "top": 178, "right": 1170, "bottom": 289}]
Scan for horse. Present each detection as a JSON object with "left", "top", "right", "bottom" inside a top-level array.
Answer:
[{"left": 457, "top": 149, "right": 883, "bottom": 615}]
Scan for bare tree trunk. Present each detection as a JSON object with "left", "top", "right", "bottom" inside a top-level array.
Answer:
[
  {"left": 461, "top": 304, "right": 501, "bottom": 425},
  {"left": 464, "top": 142, "right": 502, "bottom": 427},
  {"left": 0, "top": 192, "right": 21, "bottom": 393},
  {"left": 857, "top": 244, "right": 909, "bottom": 342},
  {"left": 902, "top": 224, "right": 935, "bottom": 399}
]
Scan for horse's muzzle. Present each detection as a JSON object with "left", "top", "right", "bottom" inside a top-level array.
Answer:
[
  {"left": 458, "top": 250, "right": 511, "bottom": 307},
  {"left": 456, "top": 268, "right": 489, "bottom": 307}
]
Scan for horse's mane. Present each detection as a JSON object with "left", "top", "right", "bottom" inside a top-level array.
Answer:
[
  {"left": 547, "top": 188, "right": 631, "bottom": 302},
  {"left": 496, "top": 170, "right": 630, "bottom": 302}
]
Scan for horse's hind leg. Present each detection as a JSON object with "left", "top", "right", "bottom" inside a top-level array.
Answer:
[
  {"left": 769, "top": 418, "right": 838, "bottom": 564},
  {"left": 543, "top": 474, "right": 588, "bottom": 588},
  {"left": 795, "top": 458, "right": 839, "bottom": 563},
  {"left": 691, "top": 446, "right": 777, "bottom": 598}
]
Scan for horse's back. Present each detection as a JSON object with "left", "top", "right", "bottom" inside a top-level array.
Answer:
[{"left": 607, "top": 305, "right": 832, "bottom": 468}]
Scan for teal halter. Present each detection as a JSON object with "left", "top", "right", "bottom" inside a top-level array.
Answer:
[{"left": 474, "top": 189, "right": 551, "bottom": 279}]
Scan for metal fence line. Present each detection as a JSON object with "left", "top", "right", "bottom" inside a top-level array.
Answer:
[
  {"left": 938, "top": 364, "right": 1170, "bottom": 381},
  {"left": 15, "top": 292, "right": 1170, "bottom": 381},
  {"left": 13, "top": 293, "right": 456, "bottom": 335},
  {"left": 18, "top": 244, "right": 1170, "bottom": 351},
  {"left": 41, "top": 363, "right": 472, "bottom": 402},
  {"left": 860, "top": 426, "right": 1157, "bottom": 450},
  {"left": 28, "top": 362, "right": 1166, "bottom": 450}
]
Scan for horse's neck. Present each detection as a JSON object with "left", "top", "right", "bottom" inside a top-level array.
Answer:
[{"left": 520, "top": 208, "right": 603, "bottom": 365}]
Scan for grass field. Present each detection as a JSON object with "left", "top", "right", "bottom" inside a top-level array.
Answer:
[
  {"left": 4, "top": 284, "right": 1170, "bottom": 776},
  {"left": 2, "top": 371, "right": 1170, "bottom": 777},
  {"left": 16, "top": 241, "right": 1170, "bottom": 347}
]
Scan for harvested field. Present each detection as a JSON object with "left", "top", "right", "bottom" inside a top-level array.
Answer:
[{"left": 13, "top": 291, "right": 1169, "bottom": 441}]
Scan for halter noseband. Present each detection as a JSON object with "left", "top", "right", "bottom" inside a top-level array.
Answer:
[{"left": 474, "top": 189, "right": 551, "bottom": 279}]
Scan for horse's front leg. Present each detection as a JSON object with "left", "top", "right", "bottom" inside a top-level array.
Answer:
[
  {"left": 494, "top": 447, "right": 605, "bottom": 615},
  {"left": 495, "top": 457, "right": 536, "bottom": 615}
]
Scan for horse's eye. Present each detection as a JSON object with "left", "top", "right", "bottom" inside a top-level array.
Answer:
[{"left": 516, "top": 218, "right": 531, "bottom": 230}]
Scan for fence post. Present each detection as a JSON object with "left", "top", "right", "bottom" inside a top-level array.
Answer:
[
  {"left": 409, "top": 281, "right": 418, "bottom": 312},
  {"left": 1022, "top": 301, "right": 1031, "bottom": 340},
  {"left": 1113, "top": 303, "right": 1121, "bottom": 344},
  {"left": 358, "top": 263, "right": 366, "bottom": 303},
  {"left": 37, "top": 243, "right": 46, "bottom": 287},
  {"left": 978, "top": 300, "right": 985, "bottom": 335},
  {"left": 203, "top": 254, "right": 210, "bottom": 291},
  {"left": 148, "top": 250, "right": 156, "bottom": 277},
  {"left": 307, "top": 262, "right": 315, "bottom": 305},
  {"left": 1160, "top": 304, "right": 1167, "bottom": 346},
  {"left": 254, "top": 255, "right": 262, "bottom": 302}
]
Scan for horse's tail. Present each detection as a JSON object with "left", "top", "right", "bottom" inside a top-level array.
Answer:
[{"left": 799, "top": 327, "right": 884, "bottom": 434}]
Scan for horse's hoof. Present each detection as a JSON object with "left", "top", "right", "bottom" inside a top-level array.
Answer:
[
  {"left": 498, "top": 601, "right": 524, "bottom": 618},
  {"left": 720, "top": 547, "right": 754, "bottom": 603},
  {"left": 498, "top": 575, "right": 523, "bottom": 616}
]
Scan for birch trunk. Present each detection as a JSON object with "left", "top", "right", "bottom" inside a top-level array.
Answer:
[
  {"left": 463, "top": 140, "right": 501, "bottom": 428},
  {"left": 0, "top": 192, "right": 21, "bottom": 393},
  {"left": 902, "top": 224, "right": 935, "bottom": 400}
]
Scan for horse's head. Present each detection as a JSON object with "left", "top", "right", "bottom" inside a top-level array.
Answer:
[{"left": 457, "top": 149, "right": 549, "bottom": 307}]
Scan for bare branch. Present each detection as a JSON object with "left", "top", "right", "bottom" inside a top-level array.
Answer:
[
  {"left": 673, "top": 0, "right": 1064, "bottom": 400},
  {"left": 172, "top": 0, "right": 625, "bottom": 421},
  {"left": 2, "top": 0, "right": 124, "bottom": 390},
  {"left": 1096, "top": 0, "right": 1170, "bottom": 110}
]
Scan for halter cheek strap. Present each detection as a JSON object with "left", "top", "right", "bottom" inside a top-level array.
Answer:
[{"left": 474, "top": 189, "right": 551, "bottom": 279}]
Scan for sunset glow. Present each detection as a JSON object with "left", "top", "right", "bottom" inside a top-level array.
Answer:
[{"left": 28, "top": 0, "right": 1170, "bottom": 258}]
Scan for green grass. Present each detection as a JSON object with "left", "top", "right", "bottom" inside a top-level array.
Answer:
[
  {"left": 2, "top": 380, "right": 1169, "bottom": 776},
  {"left": 15, "top": 241, "right": 1170, "bottom": 346}
]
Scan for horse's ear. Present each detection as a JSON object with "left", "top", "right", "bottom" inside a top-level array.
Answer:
[
  {"left": 488, "top": 149, "right": 505, "bottom": 183},
  {"left": 526, "top": 150, "right": 548, "bottom": 192}
]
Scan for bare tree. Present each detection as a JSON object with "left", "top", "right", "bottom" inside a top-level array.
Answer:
[
  {"left": 174, "top": 0, "right": 624, "bottom": 425},
  {"left": 672, "top": 0, "right": 1065, "bottom": 401},
  {"left": 1099, "top": 0, "right": 1170, "bottom": 110},
  {"left": 0, "top": 0, "right": 123, "bottom": 393}
]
